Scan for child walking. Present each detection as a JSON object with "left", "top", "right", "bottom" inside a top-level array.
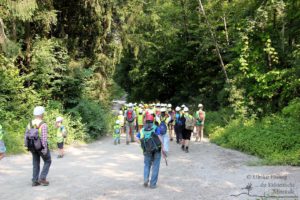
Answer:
[
  {"left": 56, "top": 117, "right": 67, "bottom": 158},
  {"left": 113, "top": 120, "right": 121, "bottom": 145}
]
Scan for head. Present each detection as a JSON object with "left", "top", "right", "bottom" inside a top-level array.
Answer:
[
  {"left": 198, "top": 103, "right": 204, "bottom": 110},
  {"left": 119, "top": 110, "right": 123, "bottom": 115},
  {"left": 33, "top": 106, "right": 45, "bottom": 120},
  {"left": 55, "top": 116, "right": 63, "bottom": 127},
  {"left": 144, "top": 114, "right": 154, "bottom": 130},
  {"left": 183, "top": 107, "right": 189, "bottom": 114},
  {"left": 175, "top": 106, "right": 181, "bottom": 113},
  {"left": 160, "top": 107, "right": 166, "bottom": 116},
  {"left": 128, "top": 103, "right": 133, "bottom": 110}
]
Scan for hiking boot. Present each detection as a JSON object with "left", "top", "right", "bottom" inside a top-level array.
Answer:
[
  {"left": 57, "top": 155, "right": 63, "bottom": 158},
  {"left": 39, "top": 179, "right": 49, "bottom": 186},
  {"left": 118, "top": 140, "right": 120, "bottom": 144},
  {"left": 32, "top": 181, "right": 40, "bottom": 187},
  {"left": 126, "top": 141, "right": 129, "bottom": 145},
  {"left": 185, "top": 147, "right": 189, "bottom": 153},
  {"left": 150, "top": 185, "right": 157, "bottom": 189},
  {"left": 170, "top": 138, "right": 173, "bottom": 141},
  {"left": 181, "top": 145, "right": 185, "bottom": 151},
  {"left": 143, "top": 182, "right": 148, "bottom": 188}
]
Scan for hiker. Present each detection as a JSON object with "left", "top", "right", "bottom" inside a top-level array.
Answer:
[
  {"left": 181, "top": 107, "right": 194, "bottom": 153},
  {"left": 195, "top": 104, "right": 206, "bottom": 142},
  {"left": 167, "top": 104, "right": 175, "bottom": 141},
  {"left": 117, "top": 110, "right": 125, "bottom": 134},
  {"left": 174, "top": 106, "right": 184, "bottom": 144},
  {"left": 24, "top": 106, "right": 51, "bottom": 186},
  {"left": 0, "top": 124, "right": 6, "bottom": 160},
  {"left": 124, "top": 103, "right": 136, "bottom": 144},
  {"left": 136, "top": 114, "right": 165, "bottom": 189},
  {"left": 137, "top": 107, "right": 144, "bottom": 131},
  {"left": 155, "top": 103, "right": 161, "bottom": 116},
  {"left": 158, "top": 107, "right": 170, "bottom": 155},
  {"left": 56, "top": 117, "right": 67, "bottom": 158},
  {"left": 113, "top": 120, "right": 121, "bottom": 145}
]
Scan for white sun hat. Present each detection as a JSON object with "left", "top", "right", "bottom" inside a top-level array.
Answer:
[
  {"left": 33, "top": 106, "right": 45, "bottom": 116},
  {"left": 56, "top": 116, "right": 64, "bottom": 122}
]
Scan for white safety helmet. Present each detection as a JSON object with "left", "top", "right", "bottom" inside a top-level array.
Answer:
[
  {"left": 149, "top": 110, "right": 154, "bottom": 115},
  {"left": 181, "top": 104, "right": 185, "bottom": 108},
  {"left": 128, "top": 103, "right": 133, "bottom": 108},
  {"left": 183, "top": 107, "right": 189, "bottom": 112},
  {"left": 116, "top": 120, "right": 120, "bottom": 124},
  {"left": 33, "top": 106, "right": 45, "bottom": 116},
  {"left": 167, "top": 104, "right": 172, "bottom": 108},
  {"left": 161, "top": 107, "right": 167, "bottom": 112},
  {"left": 156, "top": 103, "right": 161, "bottom": 107},
  {"left": 119, "top": 110, "right": 123, "bottom": 115},
  {"left": 175, "top": 106, "right": 181, "bottom": 111},
  {"left": 56, "top": 116, "right": 63, "bottom": 122},
  {"left": 198, "top": 103, "right": 203, "bottom": 108}
]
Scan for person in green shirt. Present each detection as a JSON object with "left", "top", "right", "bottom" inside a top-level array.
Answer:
[
  {"left": 194, "top": 104, "right": 205, "bottom": 142},
  {"left": 0, "top": 124, "right": 6, "bottom": 160},
  {"left": 56, "top": 117, "right": 67, "bottom": 158},
  {"left": 113, "top": 120, "right": 121, "bottom": 145}
]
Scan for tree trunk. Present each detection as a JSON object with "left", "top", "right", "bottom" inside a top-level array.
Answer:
[
  {"left": 0, "top": 18, "right": 7, "bottom": 45},
  {"left": 198, "top": 0, "right": 229, "bottom": 83},
  {"left": 180, "top": 0, "right": 189, "bottom": 43},
  {"left": 223, "top": 14, "right": 229, "bottom": 46}
]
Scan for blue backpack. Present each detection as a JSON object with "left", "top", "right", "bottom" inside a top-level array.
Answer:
[
  {"left": 159, "top": 121, "right": 167, "bottom": 135},
  {"left": 175, "top": 113, "right": 183, "bottom": 126}
]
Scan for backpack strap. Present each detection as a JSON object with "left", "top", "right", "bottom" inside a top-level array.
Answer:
[{"left": 38, "top": 121, "right": 45, "bottom": 129}]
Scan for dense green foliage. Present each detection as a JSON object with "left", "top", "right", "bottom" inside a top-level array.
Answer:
[
  {"left": 0, "top": 0, "right": 132, "bottom": 153},
  {"left": 209, "top": 99, "right": 300, "bottom": 165}
]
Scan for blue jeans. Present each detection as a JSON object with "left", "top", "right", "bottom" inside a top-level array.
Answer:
[{"left": 144, "top": 151, "right": 161, "bottom": 187}]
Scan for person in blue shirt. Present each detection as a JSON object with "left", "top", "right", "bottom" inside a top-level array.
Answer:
[{"left": 136, "top": 114, "right": 165, "bottom": 189}]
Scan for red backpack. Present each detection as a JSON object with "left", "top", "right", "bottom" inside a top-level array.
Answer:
[{"left": 126, "top": 110, "right": 135, "bottom": 122}]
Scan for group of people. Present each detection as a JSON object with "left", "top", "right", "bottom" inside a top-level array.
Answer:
[{"left": 113, "top": 102, "right": 206, "bottom": 188}]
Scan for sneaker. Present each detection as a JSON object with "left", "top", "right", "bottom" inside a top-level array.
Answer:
[
  {"left": 57, "top": 155, "right": 62, "bottom": 158},
  {"left": 143, "top": 182, "right": 148, "bottom": 188},
  {"left": 39, "top": 179, "right": 49, "bottom": 186},
  {"left": 32, "top": 181, "right": 40, "bottom": 187},
  {"left": 181, "top": 145, "right": 185, "bottom": 151}
]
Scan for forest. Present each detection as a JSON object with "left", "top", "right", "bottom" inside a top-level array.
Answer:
[{"left": 0, "top": 0, "right": 299, "bottom": 165}]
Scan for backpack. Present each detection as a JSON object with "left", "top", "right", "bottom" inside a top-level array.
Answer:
[
  {"left": 25, "top": 121, "right": 44, "bottom": 152},
  {"left": 175, "top": 113, "right": 183, "bottom": 126},
  {"left": 159, "top": 121, "right": 167, "bottom": 135},
  {"left": 185, "top": 115, "right": 194, "bottom": 131},
  {"left": 140, "top": 126, "right": 161, "bottom": 154},
  {"left": 126, "top": 110, "right": 135, "bottom": 122}
]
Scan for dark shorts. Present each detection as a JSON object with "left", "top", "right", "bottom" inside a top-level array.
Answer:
[
  {"left": 57, "top": 142, "right": 64, "bottom": 149},
  {"left": 182, "top": 129, "right": 192, "bottom": 140}
]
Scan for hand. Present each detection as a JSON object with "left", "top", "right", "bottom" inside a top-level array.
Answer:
[{"left": 41, "top": 148, "right": 47, "bottom": 156}]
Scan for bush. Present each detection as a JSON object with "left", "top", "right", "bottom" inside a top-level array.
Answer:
[
  {"left": 69, "top": 99, "right": 114, "bottom": 139},
  {"left": 210, "top": 114, "right": 300, "bottom": 166},
  {"left": 205, "top": 108, "right": 233, "bottom": 136}
]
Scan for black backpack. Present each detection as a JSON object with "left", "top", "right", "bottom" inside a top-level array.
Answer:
[
  {"left": 140, "top": 126, "right": 161, "bottom": 154},
  {"left": 24, "top": 121, "right": 44, "bottom": 152}
]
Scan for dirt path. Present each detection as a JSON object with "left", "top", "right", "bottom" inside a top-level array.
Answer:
[{"left": 0, "top": 135, "right": 299, "bottom": 200}]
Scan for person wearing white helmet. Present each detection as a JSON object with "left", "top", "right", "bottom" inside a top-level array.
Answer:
[
  {"left": 113, "top": 120, "right": 121, "bottom": 145},
  {"left": 167, "top": 104, "right": 175, "bottom": 141},
  {"left": 157, "top": 107, "right": 170, "bottom": 154},
  {"left": 181, "top": 107, "right": 194, "bottom": 153},
  {"left": 55, "top": 116, "right": 67, "bottom": 158},
  {"left": 25, "top": 106, "right": 51, "bottom": 186},
  {"left": 137, "top": 106, "right": 145, "bottom": 131},
  {"left": 174, "top": 106, "right": 184, "bottom": 144},
  {"left": 155, "top": 103, "right": 161, "bottom": 116},
  {"left": 124, "top": 103, "right": 136, "bottom": 144},
  {"left": 117, "top": 110, "right": 125, "bottom": 135},
  {"left": 194, "top": 103, "right": 205, "bottom": 142}
]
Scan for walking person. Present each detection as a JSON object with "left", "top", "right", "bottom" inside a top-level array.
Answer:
[
  {"left": 0, "top": 124, "right": 6, "bottom": 160},
  {"left": 181, "top": 107, "right": 194, "bottom": 153},
  {"left": 167, "top": 104, "right": 175, "bottom": 141},
  {"left": 113, "top": 120, "right": 121, "bottom": 145},
  {"left": 158, "top": 107, "right": 170, "bottom": 155},
  {"left": 124, "top": 103, "right": 136, "bottom": 144},
  {"left": 24, "top": 106, "right": 51, "bottom": 186},
  {"left": 195, "top": 104, "right": 206, "bottom": 142},
  {"left": 56, "top": 116, "right": 67, "bottom": 158},
  {"left": 136, "top": 114, "right": 165, "bottom": 189},
  {"left": 174, "top": 106, "right": 184, "bottom": 144},
  {"left": 117, "top": 110, "right": 125, "bottom": 135}
]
